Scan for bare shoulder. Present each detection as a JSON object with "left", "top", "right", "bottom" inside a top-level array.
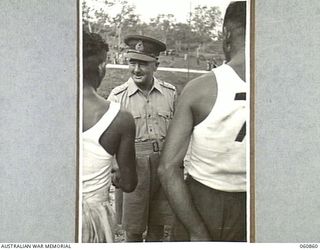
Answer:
[
  {"left": 180, "top": 71, "right": 217, "bottom": 125},
  {"left": 184, "top": 71, "right": 216, "bottom": 92},
  {"left": 181, "top": 72, "right": 217, "bottom": 103},
  {"left": 112, "top": 109, "right": 135, "bottom": 134},
  {"left": 99, "top": 108, "right": 135, "bottom": 155}
]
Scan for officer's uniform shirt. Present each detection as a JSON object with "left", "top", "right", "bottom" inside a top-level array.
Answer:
[{"left": 107, "top": 77, "right": 176, "bottom": 142}]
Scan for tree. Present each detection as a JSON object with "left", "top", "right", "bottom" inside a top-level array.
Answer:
[
  {"left": 111, "top": 0, "right": 140, "bottom": 49},
  {"left": 82, "top": 0, "right": 140, "bottom": 50},
  {"left": 81, "top": 0, "right": 223, "bottom": 55},
  {"left": 149, "top": 14, "right": 176, "bottom": 45},
  {"left": 191, "top": 5, "right": 223, "bottom": 41},
  {"left": 171, "top": 23, "right": 195, "bottom": 51},
  {"left": 82, "top": 0, "right": 114, "bottom": 34}
]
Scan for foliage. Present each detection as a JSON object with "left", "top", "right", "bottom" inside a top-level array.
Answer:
[
  {"left": 82, "top": 0, "right": 223, "bottom": 53},
  {"left": 111, "top": 1, "right": 140, "bottom": 48},
  {"left": 82, "top": 0, "right": 114, "bottom": 33},
  {"left": 191, "top": 5, "right": 223, "bottom": 41},
  {"left": 149, "top": 14, "right": 176, "bottom": 43},
  {"left": 82, "top": 0, "right": 140, "bottom": 48}
]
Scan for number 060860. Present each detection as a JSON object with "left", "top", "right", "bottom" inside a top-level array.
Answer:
[{"left": 300, "top": 244, "right": 318, "bottom": 248}]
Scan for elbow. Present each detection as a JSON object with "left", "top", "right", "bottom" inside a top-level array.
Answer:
[
  {"left": 122, "top": 187, "right": 135, "bottom": 193},
  {"left": 158, "top": 160, "right": 184, "bottom": 185},
  {"left": 121, "top": 176, "right": 137, "bottom": 193},
  {"left": 121, "top": 182, "right": 136, "bottom": 193},
  {"left": 158, "top": 162, "right": 172, "bottom": 183}
]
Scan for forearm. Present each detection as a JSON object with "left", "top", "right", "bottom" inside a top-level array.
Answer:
[
  {"left": 116, "top": 114, "right": 137, "bottom": 193},
  {"left": 158, "top": 163, "right": 211, "bottom": 240},
  {"left": 116, "top": 159, "right": 137, "bottom": 193}
]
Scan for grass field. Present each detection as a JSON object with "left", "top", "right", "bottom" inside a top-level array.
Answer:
[{"left": 97, "top": 54, "right": 216, "bottom": 98}]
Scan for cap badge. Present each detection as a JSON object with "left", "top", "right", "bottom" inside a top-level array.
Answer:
[{"left": 135, "top": 40, "right": 144, "bottom": 52}]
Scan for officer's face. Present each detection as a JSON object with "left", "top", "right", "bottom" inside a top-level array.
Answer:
[{"left": 129, "top": 59, "right": 157, "bottom": 86}]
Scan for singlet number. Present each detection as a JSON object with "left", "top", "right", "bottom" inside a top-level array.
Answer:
[
  {"left": 235, "top": 122, "right": 246, "bottom": 142},
  {"left": 234, "top": 92, "right": 246, "bottom": 142}
]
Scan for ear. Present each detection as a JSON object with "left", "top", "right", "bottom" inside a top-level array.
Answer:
[
  {"left": 223, "top": 26, "right": 232, "bottom": 44},
  {"left": 155, "top": 61, "right": 160, "bottom": 69},
  {"left": 152, "top": 61, "right": 159, "bottom": 72},
  {"left": 98, "top": 61, "right": 106, "bottom": 71}
]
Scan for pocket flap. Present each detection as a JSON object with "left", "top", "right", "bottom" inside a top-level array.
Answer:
[
  {"left": 158, "top": 111, "right": 171, "bottom": 119},
  {"left": 132, "top": 112, "right": 141, "bottom": 119}
]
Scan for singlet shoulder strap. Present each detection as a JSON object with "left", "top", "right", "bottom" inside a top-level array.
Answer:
[
  {"left": 86, "top": 101, "right": 121, "bottom": 142},
  {"left": 213, "top": 64, "right": 246, "bottom": 84}
]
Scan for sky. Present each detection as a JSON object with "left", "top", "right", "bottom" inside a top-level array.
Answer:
[
  {"left": 124, "top": 0, "right": 232, "bottom": 23},
  {"left": 86, "top": 0, "right": 234, "bottom": 23}
]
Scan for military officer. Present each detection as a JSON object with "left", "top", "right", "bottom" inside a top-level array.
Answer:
[{"left": 108, "top": 35, "right": 176, "bottom": 242}]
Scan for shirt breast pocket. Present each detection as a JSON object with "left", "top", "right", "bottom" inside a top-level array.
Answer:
[
  {"left": 132, "top": 112, "right": 144, "bottom": 140},
  {"left": 157, "top": 111, "right": 173, "bottom": 137}
]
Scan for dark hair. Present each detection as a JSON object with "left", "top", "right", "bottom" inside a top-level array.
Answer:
[
  {"left": 223, "top": 1, "right": 246, "bottom": 32},
  {"left": 83, "top": 31, "right": 109, "bottom": 58},
  {"left": 83, "top": 32, "right": 109, "bottom": 87}
]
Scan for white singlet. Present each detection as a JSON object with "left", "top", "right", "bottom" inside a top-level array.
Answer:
[{"left": 187, "top": 64, "right": 247, "bottom": 192}]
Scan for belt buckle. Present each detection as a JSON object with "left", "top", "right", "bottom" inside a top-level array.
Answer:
[{"left": 152, "top": 141, "right": 159, "bottom": 152}]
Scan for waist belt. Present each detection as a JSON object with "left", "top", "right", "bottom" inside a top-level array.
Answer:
[{"left": 135, "top": 140, "right": 164, "bottom": 154}]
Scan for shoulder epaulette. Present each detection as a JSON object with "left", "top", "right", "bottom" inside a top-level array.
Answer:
[
  {"left": 159, "top": 80, "right": 176, "bottom": 91},
  {"left": 112, "top": 83, "right": 128, "bottom": 95}
]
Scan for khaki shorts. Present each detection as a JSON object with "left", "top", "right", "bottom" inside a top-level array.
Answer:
[{"left": 115, "top": 152, "right": 173, "bottom": 233}]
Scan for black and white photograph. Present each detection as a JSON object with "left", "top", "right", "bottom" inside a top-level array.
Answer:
[
  {"left": 2, "top": 0, "right": 320, "bottom": 246},
  {"left": 80, "top": 0, "right": 250, "bottom": 243}
]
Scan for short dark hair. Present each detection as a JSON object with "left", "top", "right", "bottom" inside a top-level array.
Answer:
[
  {"left": 83, "top": 31, "right": 109, "bottom": 58},
  {"left": 83, "top": 32, "right": 109, "bottom": 85},
  {"left": 223, "top": 1, "right": 246, "bottom": 32}
]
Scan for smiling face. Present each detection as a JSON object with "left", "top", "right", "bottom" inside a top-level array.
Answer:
[{"left": 128, "top": 59, "right": 158, "bottom": 88}]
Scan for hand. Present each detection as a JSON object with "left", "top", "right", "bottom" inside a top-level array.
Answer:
[
  {"left": 111, "top": 170, "right": 121, "bottom": 188},
  {"left": 111, "top": 160, "right": 120, "bottom": 188},
  {"left": 189, "top": 226, "right": 212, "bottom": 241},
  {"left": 111, "top": 160, "right": 119, "bottom": 173},
  {"left": 190, "top": 233, "right": 212, "bottom": 241}
]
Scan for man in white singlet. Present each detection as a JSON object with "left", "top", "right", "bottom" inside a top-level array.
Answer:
[
  {"left": 82, "top": 32, "right": 137, "bottom": 242},
  {"left": 158, "top": 1, "right": 247, "bottom": 241}
]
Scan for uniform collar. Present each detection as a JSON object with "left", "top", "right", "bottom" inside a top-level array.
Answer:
[{"left": 127, "top": 77, "right": 164, "bottom": 97}]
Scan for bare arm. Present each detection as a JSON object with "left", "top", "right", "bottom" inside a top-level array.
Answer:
[
  {"left": 115, "top": 111, "right": 137, "bottom": 192},
  {"left": 100, "top": 110, "right": 137, "bottom": 193},
  {"left": 158, "top": 81, "right": 212, "bottom": 241},
  {"left": 106, "top": 91, "right": 137, "bottom": 192}
]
